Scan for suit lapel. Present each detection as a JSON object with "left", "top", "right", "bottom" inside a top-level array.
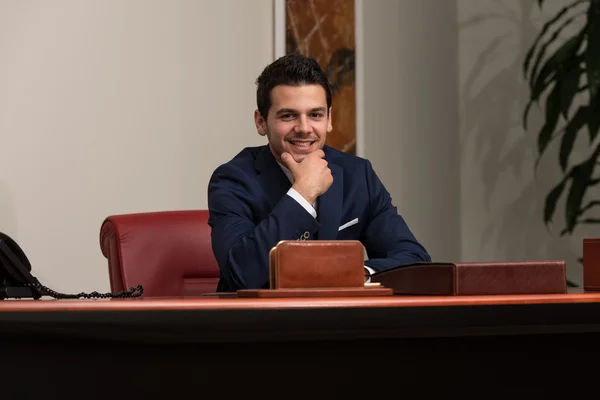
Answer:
[
  {"left": 316, "top": 161, "right": 343, "bottom": 240},
  {"left": 255, "top": 146, "right": 292, "bottom": 208}
]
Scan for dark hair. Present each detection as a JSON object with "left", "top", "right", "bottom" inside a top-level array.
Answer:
[{"left": 255, "top": 52, "right": 332, "bottom": 119}]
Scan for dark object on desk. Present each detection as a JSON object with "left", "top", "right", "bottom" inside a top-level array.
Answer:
[
  {"left": 369, "top": 260, "right": 567, "bottom": 295},
  {"left": 239, "top": 240, "right": 393, "bottom": 298},
  {"left": 584, "top": 238, "right": 600, "bottom": 291},
  {"left": 0, "top": 231, "right": 143, "bottom": 300},
  {"left": 237, "top": 286, "right": 392, "bottom": 298},
  {"left": 200, "top": 292, "right": 238, "bottom": 298}
]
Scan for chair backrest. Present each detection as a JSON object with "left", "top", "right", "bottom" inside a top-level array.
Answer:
[{"left": 99, "top": 210, "right": 220, "bottom": 297}]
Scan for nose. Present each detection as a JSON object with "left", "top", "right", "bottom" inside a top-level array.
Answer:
[{"left": 294, "top": 115, "right": 312, "bottom": 135}]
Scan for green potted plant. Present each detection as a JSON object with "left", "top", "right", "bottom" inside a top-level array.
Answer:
[{"left": 523, "top": 0, "right": 600, "bottom": 283}]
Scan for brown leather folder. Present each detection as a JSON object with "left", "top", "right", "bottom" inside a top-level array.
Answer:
[
  {"left": 584, "top": 238, "right": 600, "bottom": 291},
  {"left": 237, "top": 240, "right": 393, "bottom": 298},
  {"left": 369, "top": 260, "right": 567, "bottom": 295}
]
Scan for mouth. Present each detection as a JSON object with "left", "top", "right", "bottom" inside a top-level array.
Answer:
[{"left": 287, "top": 139, "right": 317, "bottom": 152}]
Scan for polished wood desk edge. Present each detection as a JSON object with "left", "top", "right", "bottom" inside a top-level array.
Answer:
[{"left": 0, "top": 290, "right": 600, "bottom": 312}]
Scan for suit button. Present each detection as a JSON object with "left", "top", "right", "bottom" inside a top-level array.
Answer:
[{"left": 298, "top": 231, "right": 310, "bottom": 241}]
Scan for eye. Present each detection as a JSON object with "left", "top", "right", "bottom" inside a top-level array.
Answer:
[
  {"left": 280, "top": 114, "right": 294, "bottom": 120},
  {"left": 311, "top": 113, "right": 324, "bottom": 119}
]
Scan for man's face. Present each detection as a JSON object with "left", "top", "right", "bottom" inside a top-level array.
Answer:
[{"left": 255, "top": 84, "right": 332, "bottom": 164}]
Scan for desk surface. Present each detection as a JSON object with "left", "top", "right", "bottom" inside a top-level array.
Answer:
[
  {"left": 1, "top": 290, "right": 600, "bottom": 343},
  {"left": 0, "top": 289, "right": 599, "bottom": 312}
]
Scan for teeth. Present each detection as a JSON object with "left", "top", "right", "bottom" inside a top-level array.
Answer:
[{"left": 291, "top": 141, "right": 311, "bottom": 147}]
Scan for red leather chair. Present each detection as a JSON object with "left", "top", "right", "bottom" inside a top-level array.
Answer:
[{"left": 99, "top": 210, "right": 220, "bottom": 297}]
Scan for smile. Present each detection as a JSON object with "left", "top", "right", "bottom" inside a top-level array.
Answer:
[{"left": 288, "top": 140, "right": 315, "bottom": 148}]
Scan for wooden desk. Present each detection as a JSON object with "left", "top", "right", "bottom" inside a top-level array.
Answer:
[{"left": 1, "top": 291, "right": 599, "bottom": 398}]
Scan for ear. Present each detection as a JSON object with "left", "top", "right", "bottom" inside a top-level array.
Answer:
[
  {"left": 327, "top": 107, "right": 333, "bottom": 133},
  {"left": 254, "top": 109, "right": 268, "bottom": 136}
]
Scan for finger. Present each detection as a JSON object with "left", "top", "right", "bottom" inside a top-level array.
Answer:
[{"left": 280, "top": 152, "right": 298, "bottom": 170}]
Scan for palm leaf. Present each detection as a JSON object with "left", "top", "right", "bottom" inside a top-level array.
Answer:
[
  {"left": 528, "top": 10, "right": 586, "bottom": 91},
  {"left": 523, "top": 0, "right": 586, "bottom": 79},
  {"left": 536, "top": 81, "right": 563, "bottom": 161},
  {"left": 544, "top": 174, "right": 571, "bottom": 226},
  {"left": 564, "top": 143, "right": 600, "bottom": 233},
  {"left": 524, "top": 34, "right": 585, "bottom": 131},
  {"left": 586, "top": 2, "right": 600, "bottom": 141},
  {"left": 544, "top": 142, "right": 600, "bottom": 229},
  {"left": 559, "top": 63, "right": 584, "bottom": 118},
  {"left": 580, "top": 218, "right": 600, "bottom": 223},
  {"left": 586, "top": 0, "right": 600, "bottom": 98},
  {"left": 559, "top": 105, "right": 588, "bottom": 171},
  {"left": 579, "top": 200, "right": 600, "bottom": 215},
  {"left": 530, "top": 34, "right": 585, "bottom": 101},
  {"left": 568, "top": 278, "right": 579, "bottom": 287},
  {"left": 589, "top": 97, "right": 600, "bottom": 141}
]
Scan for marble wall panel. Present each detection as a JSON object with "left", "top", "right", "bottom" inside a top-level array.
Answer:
[{"left": 285, "top": 0, "right": 356, "bottom": 154}]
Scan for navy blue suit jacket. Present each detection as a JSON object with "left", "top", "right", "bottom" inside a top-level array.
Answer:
[{"left": 207, "top": 145, "right": 431, "bottom": 292}]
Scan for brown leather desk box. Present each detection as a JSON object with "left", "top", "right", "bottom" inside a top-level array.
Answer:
[
  {"left": 370, "top": 260, "right": 567, "bottom": 295},
  {"left": 584, "top": 238, "right": 600, "bottom": 291},
  {"left": 237, "top": 240, "right": 393, "bottom": 298}
]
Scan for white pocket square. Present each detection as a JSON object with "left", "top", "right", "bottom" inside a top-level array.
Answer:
[{"left": 338, "top": 218, "right": 359, "bottom": 231}]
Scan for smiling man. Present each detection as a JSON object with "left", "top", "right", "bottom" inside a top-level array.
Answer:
[{"left": 207, "top": 53, "right": 430, "bottom": 292}]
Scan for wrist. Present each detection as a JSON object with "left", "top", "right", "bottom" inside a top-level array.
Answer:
[{"left": 292, "top": 184, "right": 317, "bottom": 205}]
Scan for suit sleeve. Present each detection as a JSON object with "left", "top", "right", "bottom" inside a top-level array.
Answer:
[
  {"left": 362, "top": 160, "right": 431, "bottom": 272},
  {"left": 208, "top": 164, "right": 320, "bottom": 291}
]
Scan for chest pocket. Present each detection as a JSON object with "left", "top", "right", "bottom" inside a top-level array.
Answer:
[{"left": 336, "top": 219, "right": 362, "bottom": 240}]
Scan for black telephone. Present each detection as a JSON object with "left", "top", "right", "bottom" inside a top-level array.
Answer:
[{"left": 0, "top": 231, "right": 143, "bottom": 300}]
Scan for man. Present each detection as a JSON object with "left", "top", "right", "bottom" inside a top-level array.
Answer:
[{"left": 207, "top": 53, "right": 430, "bottom": 292}]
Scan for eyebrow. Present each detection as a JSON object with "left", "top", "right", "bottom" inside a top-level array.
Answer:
[{"left": 275, "top": 107, "right": 327, "bottom": 115}]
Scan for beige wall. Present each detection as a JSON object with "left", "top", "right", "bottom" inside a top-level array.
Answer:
[{"left": 0, "top": 0, "right": 272, "bottom": 292}]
